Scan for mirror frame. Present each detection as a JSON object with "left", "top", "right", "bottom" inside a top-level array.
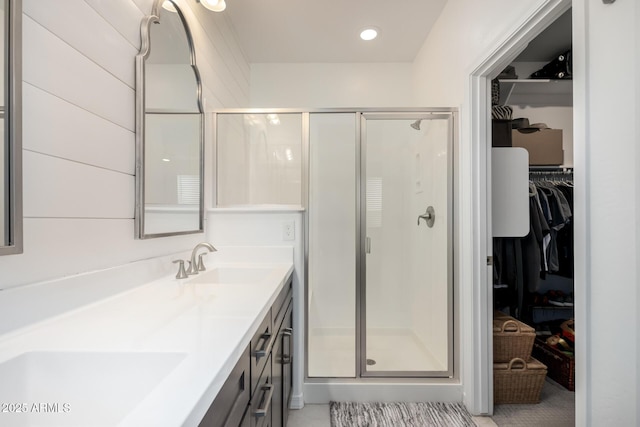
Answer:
[
  {"left": 135, "top": 0, "right": 204, "bottom": 239},
  {"left": 0, "top": 0, "right": 22, "bottom": 256}
]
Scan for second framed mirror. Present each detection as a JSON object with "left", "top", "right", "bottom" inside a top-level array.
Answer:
[{"left": 135, "top": 0, "right": 204, "bottom": 239}]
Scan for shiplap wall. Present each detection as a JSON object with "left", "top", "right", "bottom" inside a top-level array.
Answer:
[{"left": 0, "top": 0, "right": 249, "bottom": 289}]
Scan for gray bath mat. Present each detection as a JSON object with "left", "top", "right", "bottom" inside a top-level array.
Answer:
[{"left": 330, "top": 401, "right": 475, "bottom": 427}]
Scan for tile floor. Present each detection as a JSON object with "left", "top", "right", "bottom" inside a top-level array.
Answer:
[
  {"left": 287, "top": 404, "right": 498, "bottom": 427},
  {"left": 288, "top": 381, "right": 574, "bottom": 427},
  {"left": 492, "top": 379, "right": 574, "bottom": 426}
]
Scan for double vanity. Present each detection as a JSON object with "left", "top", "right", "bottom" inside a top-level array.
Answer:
[{"left": 0, "top": 246, "right": 294, "bottom": 427}]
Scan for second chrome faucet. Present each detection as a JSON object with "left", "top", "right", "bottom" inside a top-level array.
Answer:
[{"left": 187, "top": 242, "right": 217, "bottom": 275}]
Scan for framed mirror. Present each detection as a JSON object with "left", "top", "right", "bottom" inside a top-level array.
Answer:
[
  {"left": 0, "top": 0, "right": 22, "bottom": 256},
  {"left": 135, "top": 0, "right": 204, "bottom": 239}
]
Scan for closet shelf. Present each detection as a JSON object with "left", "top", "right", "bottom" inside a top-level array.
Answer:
[{"left": 498, "top": 79, "right": 573, "bottom": 107}]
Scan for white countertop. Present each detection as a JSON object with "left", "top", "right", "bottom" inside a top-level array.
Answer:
[{"left": 0, "top": 260, "right": 294, "bottom": 426}]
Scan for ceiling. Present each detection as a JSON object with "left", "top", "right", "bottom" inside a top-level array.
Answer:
[
  {"left": 223, "top": 1, "right": 570, "bottom": 64},
  {"left": 224, "top": 0, "right": 448, "bottom": 63}
]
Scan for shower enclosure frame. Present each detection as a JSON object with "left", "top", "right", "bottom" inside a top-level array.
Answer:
[{"left": 212, "top": 107, "right": 458, "bottom": 383}]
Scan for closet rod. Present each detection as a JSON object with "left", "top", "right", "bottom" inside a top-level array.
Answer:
[
  {"left": 529, "top": 169, "right": 573, "bottom": 182},
  {"left": 529, "top": 166, "right": 573, "bottom": 172}
]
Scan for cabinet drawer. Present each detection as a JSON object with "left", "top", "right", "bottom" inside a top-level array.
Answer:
[
  {"left": 239, "top": 407, "right": 251, "bottom": 427},
  {"left": 251, "top": 311, "right": 274, "bottom": 395},
  {"left": 273, "top": 279, "right": 292, "bottom": 331},
  {"left": 250, "top": 355, "right": 273, "bottom": 427},
  {"left": 199, "top": 345, "right": 250, "bottom": 427}
]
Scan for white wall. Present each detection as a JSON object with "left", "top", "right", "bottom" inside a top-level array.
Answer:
[
  {"left": 412, "top": 0, "right": 639, "bottom": 423},
  {"left": 410, "top": 0, "right": 549, "bottom": 413},
  {"left": 412, "top": 1, "right": 549, "bottom": 105},
  {"left": 0, "top": 0, "right": 249, "bottom": 290},
  {"left": 573, "top": 1, "right": 639, "bottom": 425},
  {"left": 412, "top": 1, "right": 547, "bottom": 106},
  {"left": 250, "top": 63, "right": 413, "bottom": 108}
]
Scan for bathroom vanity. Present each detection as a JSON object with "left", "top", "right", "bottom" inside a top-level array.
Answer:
[
  {"left": 0, "top": 251, "right": 294, "bottom": 427},
  {"left": 200, "top": 277, "right": 293, "bottom": 427}
]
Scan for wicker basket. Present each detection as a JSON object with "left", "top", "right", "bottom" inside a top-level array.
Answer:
[
  {"left": 493, "top": 317, "right": 536, "bottom": 362},
  {"left": 532, "top": 338, "right": 575, "bottom": 391},
  {"left": 494, "top": 357, "right": 547, "bottom": 404}
]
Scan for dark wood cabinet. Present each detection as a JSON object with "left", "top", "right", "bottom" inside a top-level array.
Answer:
[
  {"left": 251, "top": 313, "right": 274, "bottom": 397},
  {"left": 271, "top": 325, "right": 283, "bottom": 427},
  {"left": 280, "top": 303, "right": 293, "bottom": 427},
  {"left": 249, "top": 355, "right": 273, "bottom": 427},
  {"left": 199, "top": 345, "right": 251, "bottom": 427},
  {"left": 200, "top": 277, "right": 293, "bottom": 427},
  {"left": 271, "top": 279, "right": 293, "bottom": 427}
]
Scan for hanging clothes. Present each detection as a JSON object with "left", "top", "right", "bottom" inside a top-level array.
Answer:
[{"left": 493, "top": 170, "right": 574, "bottom": 318}]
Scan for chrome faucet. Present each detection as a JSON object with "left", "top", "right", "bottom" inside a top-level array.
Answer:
[{"left": 187, "top": 242, "right": 217, "bottom": 275}]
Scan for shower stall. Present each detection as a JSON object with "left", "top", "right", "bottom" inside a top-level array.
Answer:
[
  {"left": 215, "top": 108, "right": 456, "bottom": 383},
  {"left": 308, "top": 110, "right": 454, "bottom": 379}
]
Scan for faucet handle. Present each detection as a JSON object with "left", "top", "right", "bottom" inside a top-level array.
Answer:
[
  {"left": 186, "top": 259, "right": 198, "bottom": 276},
  {"left": 172, "top": 260, "right": 188, "bottom": 280},
  {"left": 197, "top": 253, "right": 208, "bottom": 272}
]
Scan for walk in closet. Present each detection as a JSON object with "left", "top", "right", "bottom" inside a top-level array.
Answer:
[{"left": 490, "top": 8, "right": 576, "bottom": 424}]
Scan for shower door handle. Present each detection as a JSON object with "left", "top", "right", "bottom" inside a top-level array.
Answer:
[
  {"left": 366, "top": 237, "right": 371, "bottom": 254},
  {"left": 417, "top": 206, "right": 436, "bottom": 228}
]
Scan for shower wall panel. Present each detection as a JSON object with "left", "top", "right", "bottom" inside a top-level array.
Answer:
[
  {"left": 307, "top": 113, "right": 357, "bottom": 377},
  {"left": 406, "top": 118, "right": 450, "bottom": 368},
  {"left": 216, "top": 113, "right": 302, "bottom": 206}
]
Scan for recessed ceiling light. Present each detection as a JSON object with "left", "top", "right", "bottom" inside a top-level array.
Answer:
[{"left": 360, "top": 27, "right": 379, "bottom": 41}]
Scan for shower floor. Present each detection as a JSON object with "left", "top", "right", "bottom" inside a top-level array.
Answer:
[{"left": 308, "top": 328, "right": 446, "bottom": 377}]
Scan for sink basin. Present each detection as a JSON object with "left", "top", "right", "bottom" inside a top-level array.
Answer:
[
  {"left": 188, "top": 266, "right": 275, "bottom": 285},
  {"left": 0, "top": 351, "right": 186, "bottom": 426}
]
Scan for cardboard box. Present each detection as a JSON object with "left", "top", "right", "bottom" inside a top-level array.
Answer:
[{"left": 512, "top": 128, "right": 563, "bottom": 165}]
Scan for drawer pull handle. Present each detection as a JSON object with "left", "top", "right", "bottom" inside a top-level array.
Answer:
[
  {"left": 283, "top": 327, "right": 293, "bottom": 365},
  {"left": 254, "top": 332, "right": 274, "bottom": 358},
  {"left": 253, "top": 384, "right": 274, "bottom": 417}
]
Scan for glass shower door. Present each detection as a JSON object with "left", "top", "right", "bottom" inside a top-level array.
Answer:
[{"left": 360, "top": 114, "right": 453, "bottom": 377}]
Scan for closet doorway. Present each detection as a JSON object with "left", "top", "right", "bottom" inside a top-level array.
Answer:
[{"left": 490, "top": 6, "right": 575, "bottom": 425}]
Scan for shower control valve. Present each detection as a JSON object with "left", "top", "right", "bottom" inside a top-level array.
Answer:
[{"left": 417, "top": 206, "right": 436, "bottom": 228}]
